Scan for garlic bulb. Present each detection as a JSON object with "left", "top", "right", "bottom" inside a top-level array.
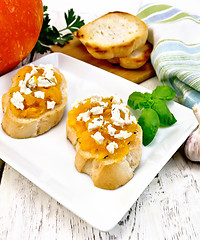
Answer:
[{"left": 184, "top": 103, "right": 200, "bottom": 161}]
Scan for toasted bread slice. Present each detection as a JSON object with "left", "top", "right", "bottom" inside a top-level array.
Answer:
[
  {"left": 108, "top": 42, "right": 152, "bottom": 69},
  {"left": 66, "top": 96, "right": 142, "bottom": 190},
  {"left": 74, "top": 12, "right": 148, "bottom": 59},
  {"left": 2, "top": 64, "right": 67, "bottom": 138}
]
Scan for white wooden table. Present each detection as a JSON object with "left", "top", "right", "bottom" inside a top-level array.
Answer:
[
  {"left": 1, "top": 0, "right": 200, "bottom": 238},
  {"left": 0, "top": 144, "right": 200, "bottom": 239},
  {"left": 0, "top": 77, "right": 200, "bottom": 239}
]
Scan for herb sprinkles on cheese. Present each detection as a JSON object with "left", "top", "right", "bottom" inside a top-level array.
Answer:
[{"left": 67, "top": 95, "right": 140, "bottom": 160}]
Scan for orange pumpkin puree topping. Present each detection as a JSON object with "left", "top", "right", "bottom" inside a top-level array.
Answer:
[
  {"left": 9, "top": 64, "right": 62, "bottom": 118},
  {"left": 67, "top": 96, "right": 140, "bottom": 161}
]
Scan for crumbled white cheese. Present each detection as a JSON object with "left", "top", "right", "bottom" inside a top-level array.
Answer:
[
  {"left": 90, "top": 106, "right": 104, "bottom": 115},
  {"left": 106, "top": 141, "right": 118, "bottom": 154},
  {"left": 72, "top": 99, "right": 86, "bottom": 108},
  {"left": 90, "top": 96, "right": 109, "bottom": 108},
  {"left": 38, "top": 64, "right": 57, "bottom": 83},
  {"left": 111, "top": 103, "right": 136, "bottom": 127},
  {"left": 19, "top": 80, "right": 32, "bottom": 95},
  {"left": 38, "top": 64, "right": 53, "bottom": 71},
  {"left": 119, "top": 103, "right": 129, "bottom": 114},
  {"left": 44, "top": 68, "right": 54, "bottom": 80},
  {"left": 24, "top": 73, "right": 31, "bottom": 82},
  {"left": 74, "top": 96, "right": 136, "bottom": 148},
  {"left": 30, "top": 65, "right": 38, "bottom": 75},
  {"left": 47, "top": 100, "right": 56, "bottom": 110},
  {"left": 16, "top": 68, "right": 37, "bottom": 98},
  {"left": 17, "top": 64, "right": 57, "bottom": 101},
  {"left": 91, "top": 131, "right": 104, "bottom": 144},
  {"left": 111, "top": 104, "right": 125, "bottom": 127},
  {"left": 30, "top": 64, "right": 57, "bottom": 84},
  {"left": 12, "top": 64, "right": 60, "bottom": 113},
  {"left": 130, "top": 115, "right": 137, "bottom": 124},
  {"left": 112, "top": 95, "right": 122, "bottom": 104},
  {"left": 77, "top": 110, "right": 91, "bottom": 122},
  {"left": 34, "top": 91, "right": 45, "bottom": 99},
  {"left": 90, "top": 95, "right": 102, "bottom": 103},
  {"left": 125, "top": 114, "right": 137, "bottom": 125},
  {"left": 37, "top": 76, "right": 56, "bottom": 87},
  {"left": 11, "top": 91, "right": 24, "bottom": 110},
  {"left": 88, "top": 116, "right": 104, "bottom": 131},
  {"left": 104, "top": 120, "right": 110, "bottom": 125},
  {"left": 99, "top": 101, "right": 108, "bottom": 108},
  {"left": 107, "top": 124, "right": 116, "bottom": 136},
  {"left": 114, "top": 130, "right": 132, "bottom": 140},
  {"left": 28, "top": 76, "right": 37, "bottom": 88}
]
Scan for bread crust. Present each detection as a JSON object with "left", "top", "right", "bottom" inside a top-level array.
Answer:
[
  {"left": 74, "top": 126, "right": 142, "bottom": 190},
  {"left": 108, "top": 42, "right": 152, "bottom": 69},
  {"left": 66, "top": 104, "right": 142, "bottom": 190},
  {"left": 1, "top": 67, "right": 67, "bottom": 138},
  {"left": 74, "top": 12, "right": 148, "bottom": 59}
]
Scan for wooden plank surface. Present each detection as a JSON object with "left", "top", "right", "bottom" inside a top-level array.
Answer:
[
  {"left": 0, "top": 149, "right": 200, "bottom": 239},
  {"left": 51, "top": 38, "right": 155, "bottom": 84}
]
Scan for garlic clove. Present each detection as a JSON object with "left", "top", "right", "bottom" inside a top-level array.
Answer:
[
  {"left": 184, "top": 103, "right": 200, "bottom": 162},
  {"left": 184, "top": 129, "right": 200, "bottom": 161}
]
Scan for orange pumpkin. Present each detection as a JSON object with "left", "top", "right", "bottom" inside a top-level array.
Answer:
[{"left": 0, "top": 0, "right": 43, "bottom": 75}]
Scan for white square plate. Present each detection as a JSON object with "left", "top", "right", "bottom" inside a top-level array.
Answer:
[{"left": 0, "top": 53, "right": 197, "bottom": 231}]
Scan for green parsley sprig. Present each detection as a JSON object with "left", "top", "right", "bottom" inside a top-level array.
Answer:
[{"left": 31, "top": 6, "right": 85, "bottom": 60}]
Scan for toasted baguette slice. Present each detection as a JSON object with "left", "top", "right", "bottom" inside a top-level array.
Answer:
[
  {"left": 74, "top": 12, "right": 148, "bottom": 59},
  {"left": 2, "top": 65, "right": 67, "bottom": 138},
  {"left": 66, "top": 96, "right": 142, "bottom": 190},
  {"left": 108, "top": 42, "right": 152, "bottom": 69}
]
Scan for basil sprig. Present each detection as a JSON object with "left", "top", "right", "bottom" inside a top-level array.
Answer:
[{"left": 128, "top": 86, "right": 177, "bottom": 146}]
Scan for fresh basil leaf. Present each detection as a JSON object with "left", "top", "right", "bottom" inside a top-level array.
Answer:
[
  {"left": 152, "top": 86, "right": 176, "bottom": 101},
  {"left": 152, "top": 100, "right": 177, "bottom": 127},
  {"left": 128, "top": 85, "right": 177, "bottom": 146},
  {"left": 143, "top": 92, "right": 151, "bottom": 99},
  {"left": 128, "top": 92, "right": 145, "bottom": 109},
  {"left": 138, "top": 108, "right": 160, "bottom": 146},
  {"left": 128, "top": 92, "right": 152, "bottom": 110}
]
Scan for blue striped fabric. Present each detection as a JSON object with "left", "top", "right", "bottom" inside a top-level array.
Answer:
[
  {"left": 137, "top": 4, "right": 200, "bottom": 108},
  {"left": 144, "top": 8, "right": 181, "bottom": 23}
]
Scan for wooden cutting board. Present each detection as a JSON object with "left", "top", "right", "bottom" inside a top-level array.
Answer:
[{"left": 51, "top": 38, "right": 155, "bottom": 84}]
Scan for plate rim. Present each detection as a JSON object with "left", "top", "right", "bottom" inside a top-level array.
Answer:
[{"left": 0, "top": 52, "right": 198, "bottom": 231}]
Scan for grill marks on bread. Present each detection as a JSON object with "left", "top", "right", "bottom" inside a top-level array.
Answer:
[{"left": 74, "top": 12, "right": 148, "bottom": 59}]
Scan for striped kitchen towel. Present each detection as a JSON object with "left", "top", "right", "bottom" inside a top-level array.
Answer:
[{"left": 136, "top": 4, "right": 200, "bottom": 108}]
